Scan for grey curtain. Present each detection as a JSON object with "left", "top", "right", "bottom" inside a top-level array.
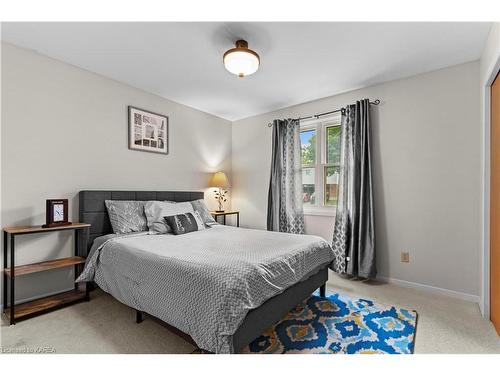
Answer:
[
  {"left": 331, "top": 99, "right": 376, "bottom": 278},
  {"left": 267, "top": 119, "right": 305, "bottom": 234}
]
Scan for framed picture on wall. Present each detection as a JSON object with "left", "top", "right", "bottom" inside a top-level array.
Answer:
[{"left": 128, "top": 106, "right": 169, "bottom": 154}]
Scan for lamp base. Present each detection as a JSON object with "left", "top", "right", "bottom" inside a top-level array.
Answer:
[{"left": 215, "top": 210, "right": 225, "bottom": 213}]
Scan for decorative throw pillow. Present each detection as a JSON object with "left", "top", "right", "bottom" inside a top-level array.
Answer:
[
  {"left": 190, "top": 199, "right": 218, "bottom": 227},
  {"left": 164, "top": 212, "right": 205, "bottom": 235},
  {"left": 144, "top": 201, "right": 194, "bottom": 234},
  {"left": 105, "top": 200, "right": 148, "bottom": 234}
]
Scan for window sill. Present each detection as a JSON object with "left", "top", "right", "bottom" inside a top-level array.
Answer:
[{"left": 303, "top": 207, "right": 336, "bottom": 217}]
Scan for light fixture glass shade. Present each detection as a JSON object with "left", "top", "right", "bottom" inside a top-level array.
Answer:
[
  {"left": 209, "top": 171, "right": 229, "bottom": 188},
  {"left": 223, "top": 40, "right": 260, "bottom": 77}
]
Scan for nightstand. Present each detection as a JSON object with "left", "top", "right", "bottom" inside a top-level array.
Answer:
[
  {"left": 2, "top": 222, "right": 91, "bottom": 325},
  {"left": 210, "top": 211, "right": 240, "bottom": 227}
]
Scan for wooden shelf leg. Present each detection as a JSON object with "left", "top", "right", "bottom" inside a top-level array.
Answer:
[
  {"left": 10, "top": 234, "right": 15, "bottom": 325},
  {"left": 74, "top": 229, "right": 79, "bottom": 289},
  {"left": 3, "top": 231, "right": 7, "bottom": 314}
]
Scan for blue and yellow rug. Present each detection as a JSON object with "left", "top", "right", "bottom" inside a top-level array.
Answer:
[{"left": 241, "top": 293, "right": 418, "bottom": 354}]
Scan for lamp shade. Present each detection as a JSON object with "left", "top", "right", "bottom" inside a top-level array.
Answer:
[{"left": 209, "top": 171, "right": 229, "bottom": 188}]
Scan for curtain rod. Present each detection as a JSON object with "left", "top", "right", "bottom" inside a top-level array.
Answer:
[{"left": 267, "top": 99, "right": 380, "bottom": 127}]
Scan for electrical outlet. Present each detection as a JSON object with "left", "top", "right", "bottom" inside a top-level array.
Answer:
[{"left": 401, "top": 252, "right": 410, "bottom": 263}]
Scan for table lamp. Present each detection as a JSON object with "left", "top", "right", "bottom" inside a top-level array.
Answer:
[{"left": 209, "top": 171, "right": 229, "bottom": 212}]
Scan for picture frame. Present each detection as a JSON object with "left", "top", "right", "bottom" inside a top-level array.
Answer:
[
  {"left": 42, "top": 199, "right": 72, "bottom": 228},
  {"left": 128, "top": 106, "right": 169, "bottom": 154}
]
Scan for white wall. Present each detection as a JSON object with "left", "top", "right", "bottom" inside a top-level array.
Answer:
[
  {"left": 1, "top": 43, "right": 232, "bottom": 303},
  {"left": 232, "top": 61, "right": 481, "bottom": 298},
  {"left": 480, "top": 23, "right": 500, "bottom": 317}
]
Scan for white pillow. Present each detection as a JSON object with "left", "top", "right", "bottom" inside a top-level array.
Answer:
[{"left": 144, "top": 201, "right": 194, "bottom": 234}]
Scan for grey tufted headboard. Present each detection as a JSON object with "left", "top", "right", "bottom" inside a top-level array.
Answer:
[{"left": 78, "top": 190, "right": 204, "bottom": 256}]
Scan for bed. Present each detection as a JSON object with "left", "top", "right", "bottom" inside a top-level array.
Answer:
[{"left": 77, "top": 190, "right": 333, "bottom": 353}]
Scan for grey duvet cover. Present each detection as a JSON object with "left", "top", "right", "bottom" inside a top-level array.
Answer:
[{"left": 77, "top": 225, "right": 334, "bottom": 353}]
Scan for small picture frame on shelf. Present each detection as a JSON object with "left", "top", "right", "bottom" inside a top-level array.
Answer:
[{"left": 42, "top": 199, "right": 72, "bottom": 228}]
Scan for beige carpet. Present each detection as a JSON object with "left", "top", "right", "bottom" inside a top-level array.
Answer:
[{"left": 2, "top": 273, "right": 499, "bottom": 354}]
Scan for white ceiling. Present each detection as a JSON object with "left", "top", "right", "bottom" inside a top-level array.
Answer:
[{"left": 1, "top": 22, "right": 492, "bottom": 121}]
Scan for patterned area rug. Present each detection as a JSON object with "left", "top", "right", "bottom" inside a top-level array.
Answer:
[{"left": 241, "top": 293, "right": 418, "bottom": 354}]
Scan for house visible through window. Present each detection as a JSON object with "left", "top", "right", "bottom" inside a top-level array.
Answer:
[{"left": 300, "top": 115, "right": 341, "bottom": 213}]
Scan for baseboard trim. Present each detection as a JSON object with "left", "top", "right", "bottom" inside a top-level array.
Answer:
[
  {"left": 376, "top": 276, "right": 480, "bottom": 303},
  {"left": 0, "top": 287, "right": 74, "bottom": 311}
]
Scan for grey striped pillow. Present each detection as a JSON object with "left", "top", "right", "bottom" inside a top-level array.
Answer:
[
  {"left": 105, "top": 200, "right": 148, "bottom": 234},
  {"left": 190, "top": 199, "right": 217, "bottom": 227}
]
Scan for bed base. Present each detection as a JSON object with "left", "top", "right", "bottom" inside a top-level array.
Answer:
[
  {"left": 232, "top": 266, "right": 328, "bottom": 352},
  {"left": 134, "top": 267, "right": 328, "bottom": 353}
]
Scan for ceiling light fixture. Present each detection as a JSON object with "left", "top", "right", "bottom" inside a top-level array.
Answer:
[{"left": 223, "top": 39, "right": 260, "bottom": 78}]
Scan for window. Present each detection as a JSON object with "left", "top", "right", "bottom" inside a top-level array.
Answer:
[
  {"left": 299, "top": 115, "right": 341, "bottom": 214},
  {"left": 300, "top": 129, "right": 316, "bottom": 206}
]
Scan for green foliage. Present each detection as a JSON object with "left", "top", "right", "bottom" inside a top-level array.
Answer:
[
  {"left": 327, "top": 126, "right": 341, "bottom": 165},
  {"left": 301, "top": 126, "right": 341, "bottom": 168},
  {"left": 301, "top": 134, "right": 316, "bottom": 166}
]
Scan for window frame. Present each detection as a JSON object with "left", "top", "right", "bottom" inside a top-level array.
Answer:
[{"left": 300, "top": 113, "right": 341, "bottom": 216}]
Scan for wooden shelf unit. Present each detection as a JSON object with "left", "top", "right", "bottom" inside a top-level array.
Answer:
[
  {"left": 4, "top": 256, "right": 86, "bottom": 277},
  {"left": 4, "top": 283, "right": 87, "bottom": 321},
  {"left": 3, "top": 223, "right": 91, "bottom": 324},
  {"left": 3, "top": 222, "right": 90, "bottom": 235}
]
